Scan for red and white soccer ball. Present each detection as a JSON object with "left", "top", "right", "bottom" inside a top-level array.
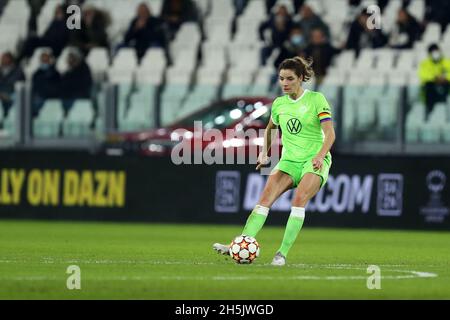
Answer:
[{"left": 229, "top": 235, "right": 260, "bottom": 264}]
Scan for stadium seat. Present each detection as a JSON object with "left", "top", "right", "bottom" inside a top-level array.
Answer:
[
  {"left": 166, "top": 62, "right": 193, "bottom": 84},
  {"left": 117, "top": 83, "right": 133, "bottom": 125},
  {"left": 94, "top": 87, "right": 107, "bottom": 137},
  {"left": 408, "top": 0, "right": 425, "bottom": 21},
  {"left": 377, "top": 95, "right": 399, "bottom": 129},
  {"left": 375, "top": 49, "right": 396, "bottom": 71},
  {"left": 120, "top": 89, "right": 156, "bottom": 131},
  {"left": 405, "top": 102, "right": 426, "bottom": 143},
  {"left": 417, "top": 103, "right": 446, "bottom": 143},
  {"left": 442, "top": 124, "right": 450, "bottom": 143},
  {"left": 334, "top": 50, "right": 355, "bottom": 70},
  {"left": 140, "top": 48, "right": 167, "bottom": 71},
  {"left": 87, "top": 48, "right": 110, "bottom": 81},
  {"left": 422, "top": 22, "right": 442, "bottom": 43},
  {"left": 62, "top": 99, "right": 95, "bottom": 137},
  {"left": 33, "top": 99, "right": 64, "bottom": 138},
  {"left": 112, "top": 48, "right": 138, "bottom": 70},
  {"left": 420, "top": 123, "right": 441, "bottom": 143},
  {"left": 179, "top": 92, "right": 215, "bottom": 119},
  {"left": 395, "top": 50, "right": 415, "bottom": 71},
  {"left": 136, "top": 65, "right": 165, "bottom": 86},
  {"left": 108, "top": 68, "right": 135, "bottom": 84},
  {"left": 318, "top": 84, "right": 339, "bottom": 110},
  {"left": 2, "top": 104, "right": 16, "bottom": 137},
  {"left": 137, "top": 52, "right": 166, "bottom": 82},
  {"left": 196, "top": 67, "right": 223, "bottom": 86},
  {"left": 0, "top": 101, "right": 4, "bottom": 128},
  {"left": 355, "top": 49, "right": 377, "bottom": 70},
  {"left": 160, "top": 84, "right": 189, "bottom": 126}
]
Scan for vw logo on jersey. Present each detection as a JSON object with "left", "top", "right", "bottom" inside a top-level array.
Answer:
[{"left": 287, "top": 118, "right": 302, "bottom": 134}]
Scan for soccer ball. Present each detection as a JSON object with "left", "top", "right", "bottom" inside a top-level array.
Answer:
[{"left": 229, "top": 235, "right": 260, "bottom": 264}]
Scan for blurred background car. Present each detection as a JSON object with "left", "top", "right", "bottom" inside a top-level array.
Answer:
[{"left": 104, "top": 96, "right": 277, "bottom": 157}]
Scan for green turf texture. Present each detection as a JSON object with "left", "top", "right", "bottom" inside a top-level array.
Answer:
[{"left": 0, "top": 220, "right": 449, "bottom": 299}]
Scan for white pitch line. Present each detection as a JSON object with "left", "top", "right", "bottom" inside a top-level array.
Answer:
[
  {"left": 0, "top": 271, "right": 438, "bottom": 282},
  {"left": 0, "top": 259, "right": 440, "bottom": 281},
  {"left": 0, "top": 259, "right": 444, "bottom": 269}
]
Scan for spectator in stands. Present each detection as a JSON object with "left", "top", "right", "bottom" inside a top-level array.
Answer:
[
  {"left": 0, "top": 0, "right": 7, "bottom": 15},
  {"left": 424, "top": 0, "right": 450, "bottom": 32},
  {"left": 259, "top": 4, "right": 293, "bottom": 66},
  {"left": 27, "top": 0, "right": 46, "bottom": 33},
  {"left": 265, "top": 0, "right": 305, "bottom": 15},
  {"left": 345, "top": 0, "right": 363, "bottom": 26},
  {"left": 418, "top": 44, "right": 450, "bottom": 119},
  {"left": 161, "top": 0, "right": 201, "bottom": 39},
  {"left": 0, "top": 52, "right": 25, "bottom": 116},
  {"left": 122, "top": 2, "right": 170, "bottom": 61},
  {"left": 69, "top": 4, "right": 110, "bottom": 55},
  {"left": 233, "top": 0, "right": 248, "bottom": 16},
  {"left": 274, "top": 25, "right": 308, "bottom": 68},
  {"left": 293, "top": 4, "right": 330, "bottom": 41},
  {"left": 265, "top": 0, "right": 276, "bottom": 14},
  {"left": 388, "top": 8, "right": 423, "bottom": 49},
  {"left": 59, "top": 48, "right": 93, "bottom": 114},
  {"left": 304, "top": 28, "right": 340, "bottom": 84},
  {"left": 31, "top": 50, "right": 61, "bottom": 117},
  {"left": 19, "top": 4, "right": 69, "bottom": 60},
  {"left": 345, "top": 10, "right": 388, "bottom": 55}
]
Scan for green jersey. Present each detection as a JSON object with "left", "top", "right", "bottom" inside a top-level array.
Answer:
[{"left": 271, "top": 89, "right": 332, "bottom": 162}]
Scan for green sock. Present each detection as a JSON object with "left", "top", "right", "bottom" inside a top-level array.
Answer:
[
  {"left": 241, "top": 205, "right": 269, "bottom": 238},
  {"left": 278, "top": 207, "right": 305, "bottom": 257}
]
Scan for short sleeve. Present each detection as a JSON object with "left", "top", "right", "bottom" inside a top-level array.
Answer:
[
  {"left": 270, "top": 98, "right": 280, "bottom": 126},
  {"left": 315, "top": 93, "right": 332, "bottom": 123}
]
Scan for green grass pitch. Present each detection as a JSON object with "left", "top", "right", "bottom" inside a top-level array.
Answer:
[{"left": 0, "top": 220, "right": 449, "bottom": 299}]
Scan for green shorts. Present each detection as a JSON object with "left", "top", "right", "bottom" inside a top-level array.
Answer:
[{"left": 271, "top": 154, "right": 332, "bottom": 188}]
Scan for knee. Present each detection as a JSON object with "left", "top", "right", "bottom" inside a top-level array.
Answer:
[{"left": 292, "top": 191, "right": 310, "bottom": 207}]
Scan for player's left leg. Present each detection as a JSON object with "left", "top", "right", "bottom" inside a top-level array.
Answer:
[
  {"left": 272, "top": 173, "right": 322, "bottom": 266},
  {"left": 214, "top": 170, "right": 293, "bottom": 255}
]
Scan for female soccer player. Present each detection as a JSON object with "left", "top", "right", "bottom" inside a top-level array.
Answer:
[{"left": 213, "top": 56, "right": 335, "bottom": 266}]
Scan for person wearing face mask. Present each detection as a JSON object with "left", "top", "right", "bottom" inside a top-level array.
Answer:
[
  {"left": 419, "top": 44, "right": 450, "bottom": 119},
  {"left": 274, "top": 25, "right": 308, "bottom": 69},
  {"left": 0, "top": 52, "right": 25, "bottom": 116},
  {"left": 31, "top": 50, "right": 61, "bottom": 117}
]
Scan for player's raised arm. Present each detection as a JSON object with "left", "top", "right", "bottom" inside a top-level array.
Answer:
[{"left": 256, "top": 118, "right": 278, "bottom": 170}]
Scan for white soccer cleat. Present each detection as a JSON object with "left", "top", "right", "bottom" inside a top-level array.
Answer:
[
  {"left": 271, "top": 252, "right": 286, "bottom": 266},
  {"left": 213, "top": 243, "right": 230, "bottom": 255}
]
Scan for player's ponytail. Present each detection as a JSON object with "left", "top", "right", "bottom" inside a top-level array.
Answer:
[{"left": 278, "top": 56, "right": 314, "bottom": 82}]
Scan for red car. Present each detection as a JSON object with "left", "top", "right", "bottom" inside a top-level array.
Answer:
[{"left": 104, "top": 97, "right": 281, "bottom": 158}]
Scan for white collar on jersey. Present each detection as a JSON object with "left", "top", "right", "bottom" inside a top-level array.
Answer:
[{"left": 287, "top": 89, "right": 309, "bottom": 103}]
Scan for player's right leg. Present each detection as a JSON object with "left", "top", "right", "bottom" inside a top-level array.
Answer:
[{"left": 213, "top": 170, "right": 293, "bottom": 255}]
